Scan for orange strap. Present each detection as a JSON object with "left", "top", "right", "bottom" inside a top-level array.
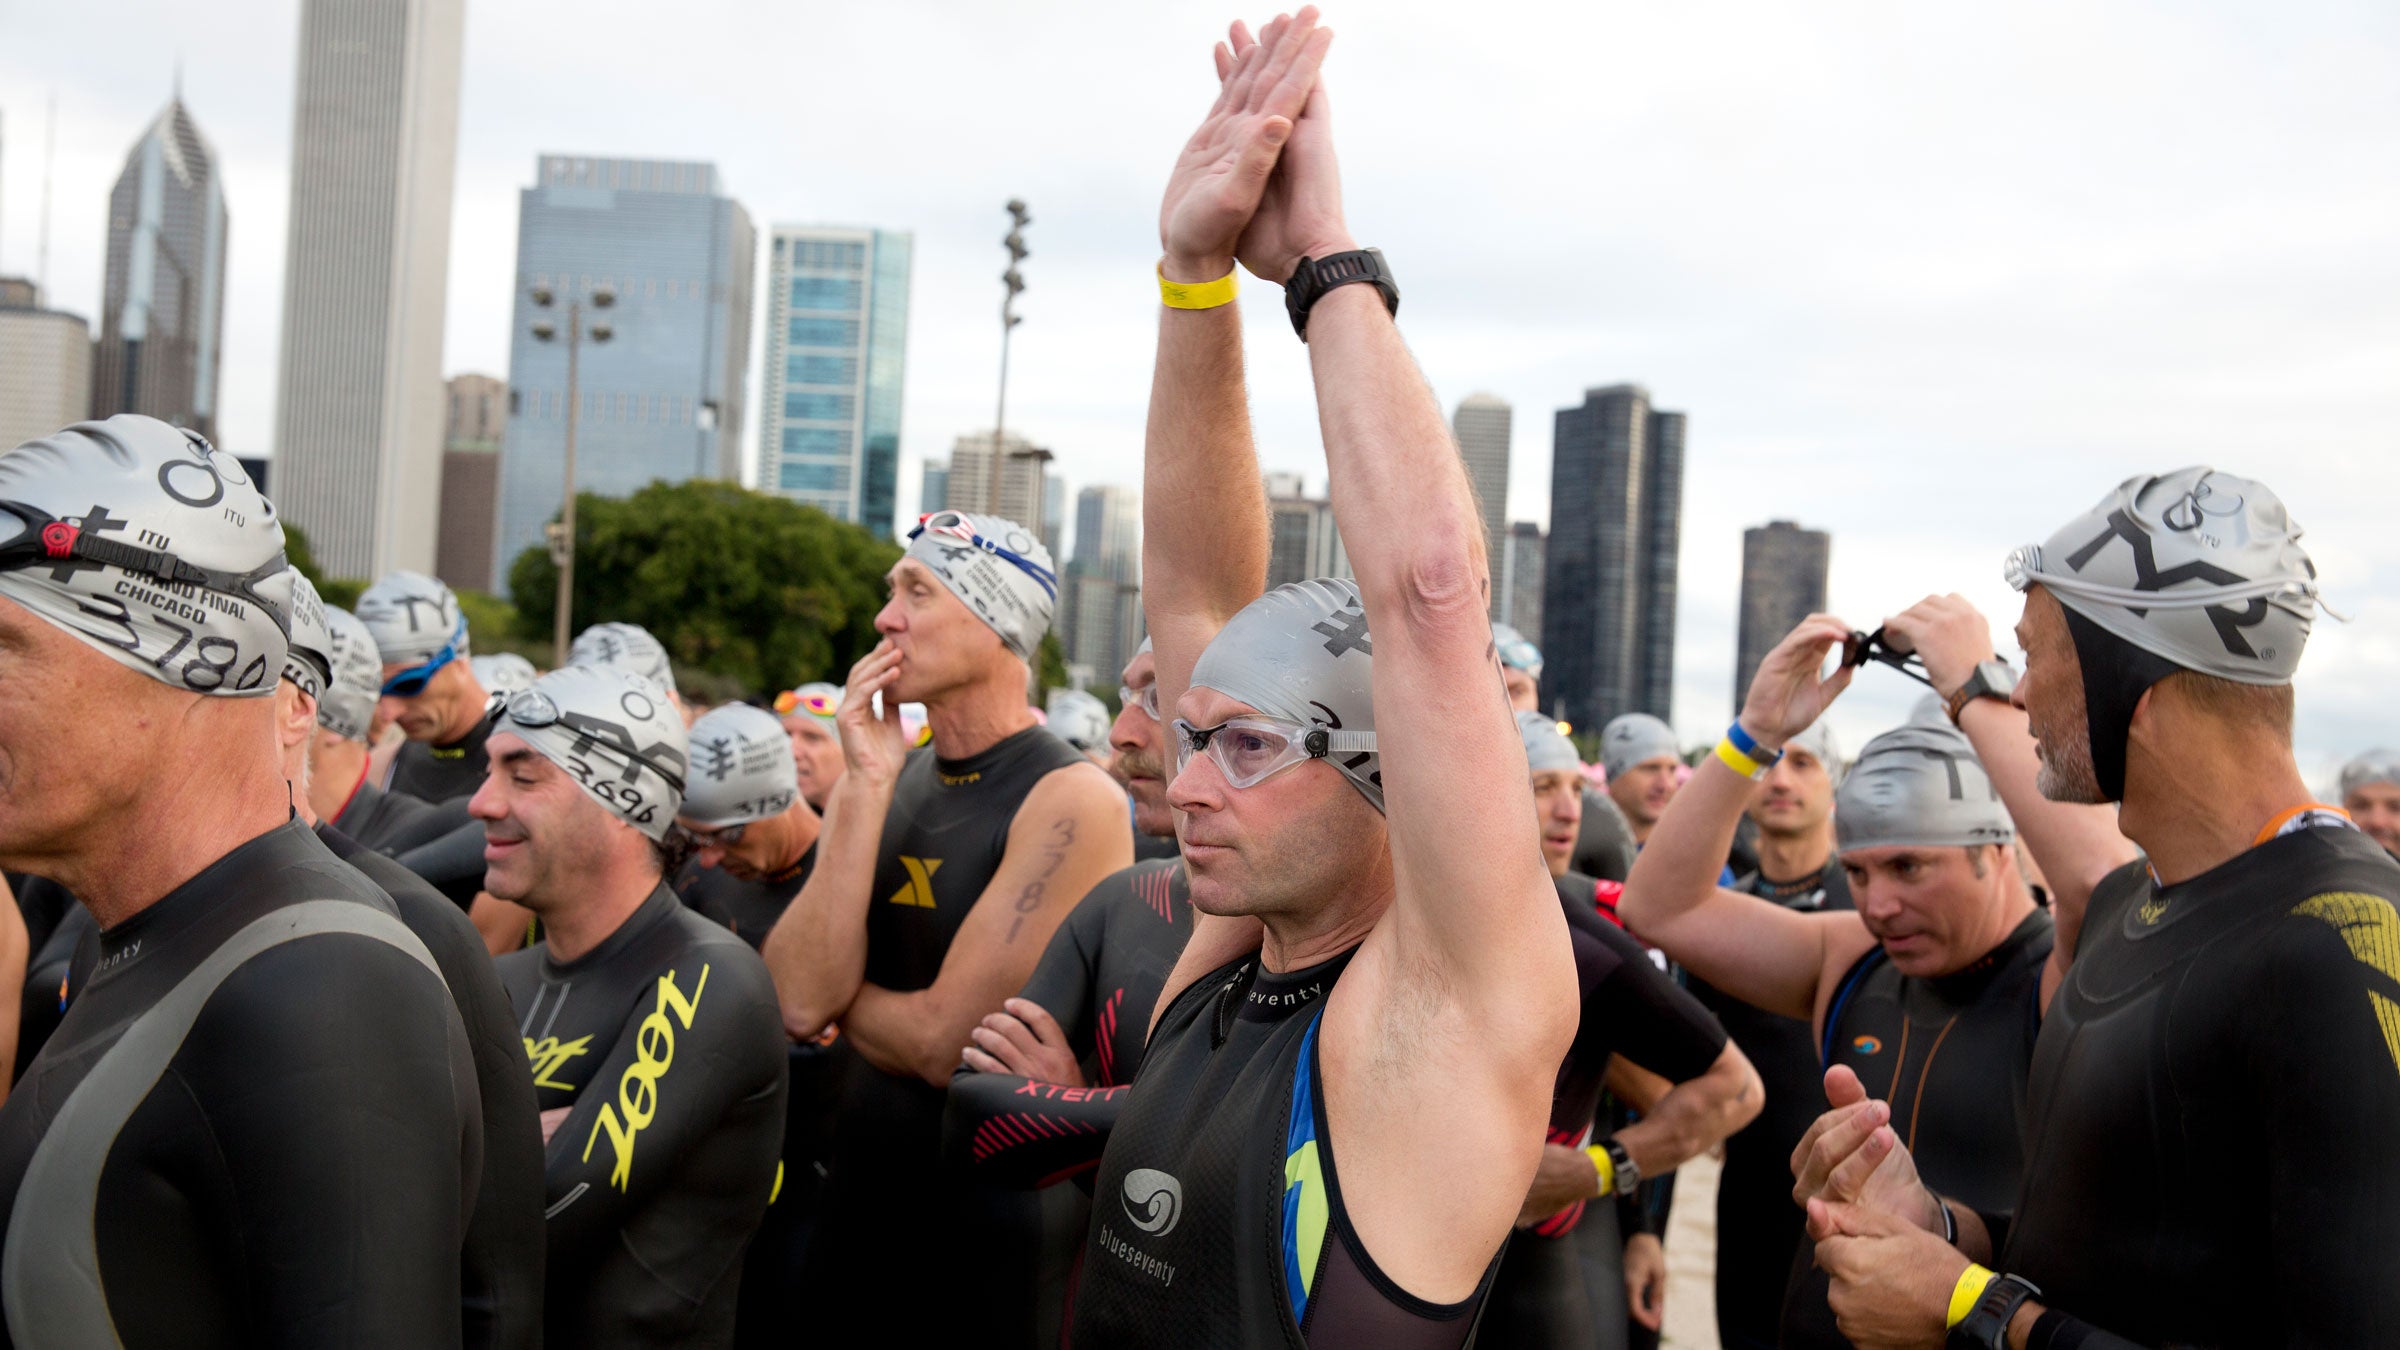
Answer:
[{"left": 2254, "top": 802, "right": 2351, "bottom": 846}]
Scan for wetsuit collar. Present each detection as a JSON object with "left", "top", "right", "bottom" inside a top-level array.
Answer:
[
  {"left": 539, "top": 882, "right": 679, "bottom": 978},
  {"left": 429, "top": 709, "right": 494, "bottom": 761},
  {"left": 1922, "top": 909, "right": 2053, "bottom": 1004},
  {"left": 1237, "top": 947, "right": 1357, "bottom": 1025},
  {"left": 931, "top": 723, "right": 1050, "bottom": 785},
  {"left": 88, "top": 820, "right": 331, "bottom": 988}
]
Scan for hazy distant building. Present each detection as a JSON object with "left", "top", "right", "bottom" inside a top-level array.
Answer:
[
  {"left": 0, "top": 281, "right": 93, "bottom": 450},
  {"left": 1061, "top": 484, "right": 1141, "bottom": 683},
  {"left": 942, "top": 431, "right": 1050, "bottom": 531},
  {"left": 492, "top": 155, "right": 755, "bottom": 589},
  {"left": 1265, "top": 473, "right": 1350, "bottom": 590},
  {"left": 757, "top": 226, "right": 911, "bottom": 535},
  {"left": 92, "top": 93, "right": 227, "bottom": 441},
  {"left": 1501, "top": 521, "right": 1545, "bottom": 639},
  {"left": 1452, "top": 393, "right": 1511, "bottom": 618},
  {"left": 272, "top": 0, "right": 467, "bottom": 579},
  {"left": 1541, "top": 384, "right": 1688, "bottom": 728},
  {"left": 1736, "top": 520, "right": 1831, "bottom": 703},
  {"left": 1073, "top": 485, "right": 1140, "bottom": 585},
  {"left": 919, "top": 459, "right": 948, "bottom": 516},
  {"left": 435, "top": 373, "right": 505, "bottom": 593}
]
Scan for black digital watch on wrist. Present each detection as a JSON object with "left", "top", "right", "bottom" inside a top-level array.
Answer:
[
  {"left": 1285, "top": 248, "right": 1399, "bottom": 340},
  {"left": 1947, "top": 1272, "right": 2041, "bottom": 1350}
]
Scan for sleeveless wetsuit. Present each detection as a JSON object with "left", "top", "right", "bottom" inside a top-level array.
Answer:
[
  {"left": 801, "top": 724, "right": 1086, "bottom": 1347},
  {"left": 2000, "top": 825, "right": 2400, "bottom": 1347},
  {"left": 319, "top": 824, "right": 547, "bottom": 1350},
  {"left": 391, "top": 712, "right": 497, "bottom": 804},
  {"left": 1780, "top": 908, "right": 2053, "bottom": 1349},
  {"left": 1679, "top": 860, "right": 1853, "bottom": 1350},
  {"left": 0, "top": 821, "right": 477, "bottom": 1348},
  {"left": 497, "top": 883, "right": 788, "bottom": 1348},
  {"left": 1075, "top": 947, "right": 1499, "bottom": 1348}
]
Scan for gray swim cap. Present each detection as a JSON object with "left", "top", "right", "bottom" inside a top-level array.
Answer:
[
  {"left": 2340, "top": 749, "right": 2400, "bottom": 798},
  {"left": 1517, "top": 711, "right": 1580, "bottom": 776},
  {"left": 1189, "top": 577, "right": 1383, "bottom": 812},
  {"left": 905, "top": 511, "right": 1057, "bottom": 660},
  {"left": 472, "top": 652, "right": 537, "bottom": 695},
  {"left": 493, "top": 665, "right": 689, "bottom": 841},
  {"left": 1047, "top": 688, "right": 1111, "bottom": 750},
  {"left": 682, "top": 703, "right": 799, "bottom": 828},
  {"left": 1493, "top": 623, "right": 1543, "bottom": 679},
  {"left": 2006, "top": 467, "right": 2322, "bottom": 684},
  {"left": 319, "top": 607, "right": 381, "bottom": 741},
  {"left": 356, "top": 570, "right": 467, "bottom": 667},
  {"left": 569, "top": 621, "right": 674, "bottom": 690},
  {"left": 1783, "top": 719, "right": 1843, "bottom": 781},
  {"left": 1835, "top": 720, "right": 2014, "bottom": 854},
  {"left": 1600, "top": 714, "right": 1680, "bottom": 779},
  {"left": 0, "top": 416, "right": 292, "bottom": 697},
  {"left": 278, "top": 570, "right": 334, "bottom": 703}
]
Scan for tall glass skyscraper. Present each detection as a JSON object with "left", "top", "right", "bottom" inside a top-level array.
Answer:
[
  {"left": 1541, "top": 384, "right": 1687, "bottom": 728},
  {"left": 492, "top": 155, "right": 755, "bottom": 590},
  {"left": 757, "top": 226, "right": 912, "bottom": 537},
  {"left": 93, "top": 93, "right": 227, "bottom": 442}
]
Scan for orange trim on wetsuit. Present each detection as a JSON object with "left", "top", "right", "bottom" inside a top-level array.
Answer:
[{"left": 2254, "top": 802, "right": 2351, "bottom": 845}]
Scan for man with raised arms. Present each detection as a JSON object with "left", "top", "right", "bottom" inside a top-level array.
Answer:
[{"left": 1070, "top": 13, "right": 1578, "bottom": 1344}]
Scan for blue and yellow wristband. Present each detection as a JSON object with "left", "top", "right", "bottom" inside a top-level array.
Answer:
[{"left": 1713, "top": 721, "right": 1782, "bottom": 779}]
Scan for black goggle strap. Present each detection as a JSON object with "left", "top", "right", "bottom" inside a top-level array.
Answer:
[
  {"left": 0, "top": 500, "right": 293, "bottom": 637},
  {"left": 1841, "top": 627, "right": 1936, "bottom": 689}
]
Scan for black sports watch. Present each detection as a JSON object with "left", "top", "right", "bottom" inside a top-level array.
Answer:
[
  {"left": 1944, "top": 658, "right": 2016, "bottom": 726},
  {"left": 1947, "top": 1272, "right": 2041, "bottom": 1350},
  {"left": 1597, "top": 1136, "right": 1640, "bottom": 1198},
  {"left": 1285, "top": 249, "right": 1399, "bottom": 340}
]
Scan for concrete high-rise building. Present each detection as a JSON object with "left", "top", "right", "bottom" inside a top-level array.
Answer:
[
  {"left": 271, "top": 0, "right": 466, "bottom": 580},
  {"left": 1265, "top": 474, "right": 1351, "bottom": 590},
  {"left": 757, "top": 226, "right": 912, "bottom": 536},
  {"left": 1541, "top": 384, "right": 1689, "bottom": 728},
  {"left": 942, "top": 431, "right": 1048, "bottom": 530},
  {"left": 0, "top": 281, "right": 93, "bottom": 450},
  {"left": 1061, "top": 484, "right": 1141, "bottom": 683},
  {"left": 1452, "top": 393, "right": 1511, "bottom": 617},
  {"left": 1735, "top": 520, "right": 1831, "bottom": 704},
  {"left": 435, "top": 373, "right": 504, "bottom": 593},
  {"left": 1043, "top": 472, "right": 1066, "bottom": 564},
  {"left": 1501, "top": 521, "right": 1545, "bottom": 640},
  {"left": 92, "top": 93, "right": 227, "bottom": 441},
  {"left": 492, "top": 155, "right": 755, "bottom": 589}
]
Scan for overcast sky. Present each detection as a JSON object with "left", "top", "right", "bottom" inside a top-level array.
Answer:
[{"left": 3, "top": 0, "right": 2394, "bottom": 776}]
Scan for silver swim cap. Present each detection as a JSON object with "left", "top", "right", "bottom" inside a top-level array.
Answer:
[
  {"left": 2339, "top": 749, "right": 2400, "bottom": 799},
  {"left": 1493, "top": 623, "right": 1543, "bottom": 679},
  {"left": 472, "top": 652, "right": 537, "bottom": 695},
  {"left": 905, "top": 511, "right": 1057, "bottom": 661},
  {"left": 569, "top": 621, "right": 674, "bottom": 690},
  {"left": 682, "top": 703, "right": 799, "bottom": 828},
  {"left": 1600, "top": 714, "right": 1680, "bottom": 779},
  {"left": 1783, "top": 718, "right": 1843, "bottom": 782},
  {"left": 1046, "top": 688, "right": 1111, "bottom": 750},
  {"left": 319, "top": 607, "right": 382, "bottom": 742},
  {"left": 1517, "top": 711, "right": 1580, "bottom": 776},
  {"left": 1835, "top": 720, "right": 2014, "bottom": 854},
  {"left": 356, "top": 570, "right": 467, "bottom": 667},
  {"left": 2006, "top": 467, "right": 2322, "bottom": 684},
  {"left": 278, "top": 571, "right": 334, "bottom": 703},
  {"left": 0, "top": 416, "right": 293, "bottom": 697},
  {"left": 493, "top": 665, "right": 689, "bottom": 841},
  {"left": 1189, "top": 577, "right": 1383, "bottom": 812}
]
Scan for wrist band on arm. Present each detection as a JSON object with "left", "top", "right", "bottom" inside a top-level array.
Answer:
[
  {"left": 1583, "top": 1143, "right": 1614, "bottom": 1197},
  {"left": 1939, "top": 1197, "right": 1958, "bottom": 1245},
  {"left": 1714, "top": 721, "right": 1780, "bottom": 780},
  {"left": 1947, "top": 1264, "right": 1997, "bottom": 1330},
  {"left": 1158, "top": 263, "right": 1238, "bottom": 310}
]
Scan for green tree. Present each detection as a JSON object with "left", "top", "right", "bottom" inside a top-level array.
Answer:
[
  {"left": 281, "top": 522, "right": 366, "bottom": 609},
  {"left": 508, "top": 479, "right": 900, "bottom": 697}
]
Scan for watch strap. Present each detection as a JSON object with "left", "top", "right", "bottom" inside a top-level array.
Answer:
[
  {"left": 1947, "top": 1272, "right": 2041, "bottom": 1350},
  {"left": 1945, "top": 660, "right": 2014, "bottom": 726},
  {"left": 1285, "top": 248, "right": 1399, "bottom": 340}
]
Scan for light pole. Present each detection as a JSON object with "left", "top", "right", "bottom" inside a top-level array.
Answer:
[
  {"left": 530, "top": 282, "right": 615, "bottom": 661},
  {"left": 987, "top": 199, "right": 1031, "bottom": 517}
]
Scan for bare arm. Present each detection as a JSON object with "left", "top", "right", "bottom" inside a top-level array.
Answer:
[
  {"left": 1617, "top": 1040, "right": 1761, "bottom": 1178},
  {"left": 841, "top": 765, "right": 1133, "bottom": 1086}
]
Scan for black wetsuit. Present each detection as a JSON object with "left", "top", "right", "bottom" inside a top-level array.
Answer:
[
  {"left": 673, "top": 845, "right": 817, "bottom": 951},
  {"left": 316, "top": 823, "right": 547, "bottom": 1350},
  {"left": 336, "top": 775, "right": 466, "bottom": 856},
  {"left": 801, "top": 725, "right": 1085, "bottom": 1346},
  {"left": 1999, "top": 825, "right": 2400, "bottom": 1348},
  {"left": 1482, "top": 874, "right": 1730, "bottom": 1348},
  {"left": 497, "top": 883, "right": 788, "bottom": 1348},
  {"left": 0, "top": 821, "right": 478, "bottom": 1348},
  {"left": 391, "top": 713, "right": 497, "bottom": 804},
  {"left": 1780, "top": 908, "right": 2053, "bottom": 1349},
  {"left": 1574, "top": 787, "right": 1638, "bottom": 882},
  {"left": 1688, "top": 859, "right": 1854, "bottom": 1350},
  {"left": 1076, "top": 946, "right": 1501, "bottom": 1348}
]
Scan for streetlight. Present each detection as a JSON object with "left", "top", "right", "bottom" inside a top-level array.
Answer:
[
  {"left": 988, "top": 199, "right": 1032, "bottom": 519},
  {"left": 530, "top": 280, "right": 616, "bottom": 661}
]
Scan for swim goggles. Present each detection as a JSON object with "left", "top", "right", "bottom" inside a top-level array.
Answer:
[
  {"left": 0, "top": 500, "right": 291, "bottom": 630},
  {"left": 774, "top": 688, "right": 840, "bottom": 719},
  {"left": 907, "top": 511, "right": 1059, "bottom": 600},
  {"left": 672, "top": 819, "right": 748, "bottom": 850},
  {"left": 1172, "top": 715, "right": 1376, "bottom": 791},
  {"left": 499, "top": 687, "right": 688, "bottom": 793},
  {"left": 1839, "top": 627, "right": 1934, "bottom": 689},
  {"left": 382, "top": 618, "right": 469, "bottom": 698},
  {"left": 1118, "top": 682, "right": 1160, "bottom": 721}
]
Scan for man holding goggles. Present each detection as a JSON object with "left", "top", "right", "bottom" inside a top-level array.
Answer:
[{"left": 360, "top": 569, "right": 496, "bottom": 805}]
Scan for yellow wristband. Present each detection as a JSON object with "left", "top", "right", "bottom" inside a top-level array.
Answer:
[
  {"left": 1158, "top": 263, "right": 1239, "bottom": 310},
  {"left": 1713, "top": 737, "right": 1765, "bottom": 779},
  {"left": 1947, "top": 1264, "right": 1996, "bottom": 1330},
  {"left": 1583, "top": 1144, "right": 1615, "bottom": 1197}
]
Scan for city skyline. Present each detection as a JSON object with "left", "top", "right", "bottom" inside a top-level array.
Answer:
[
  {"left": 92, "top": 90, "right": 226, "bottom": 440},
  {"left": 1541, "top": 383, "right": 1686, "bottom": 729},
  {"left": 2, "top": 0, "right": 2393, "bottom": 774}
]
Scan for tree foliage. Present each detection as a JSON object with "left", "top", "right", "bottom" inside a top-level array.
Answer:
[{"left": 507, "top": 479, "right": 901, "bottom": 697}]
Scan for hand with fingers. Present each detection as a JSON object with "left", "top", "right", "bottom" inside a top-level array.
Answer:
[
  {"left": 1810, "top": 1199, "right": 1971, "bottom": 1350},
  {"left": 961, "top": 997, "right": 1085, "bottom": 1087},
  {"left": 836, "top": 640, "right": 912, "bottom": 788},
  {"left": 1212, "top": 11, "right": 1354, "bottom": 284},
  {"left": 1738, "top": 614, "right": 1858, "bottom": 753},
  {"left": 1878, "top": 595, "right": 2001, "bottom": 698},
  {"left": 1160, "top": 8, "right": 1337, "bottom": 285},
  {"left": 1623, "top": 1232, "right": 1668, "bottom": 1332},
  {"left": 1791, "top": 1065, "right": 1946, "bottom": 1237}
]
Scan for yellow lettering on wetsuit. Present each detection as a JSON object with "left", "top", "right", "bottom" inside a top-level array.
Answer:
[
  {"left": 2294, "top": 892, "right": 2400, "bottom": 1077},
  {"left": 524, "top": 1033, "right": 594, "bottom": 1090},
  {"left": 582, "top": 965, "right": 711, "bottom": 1191}
]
